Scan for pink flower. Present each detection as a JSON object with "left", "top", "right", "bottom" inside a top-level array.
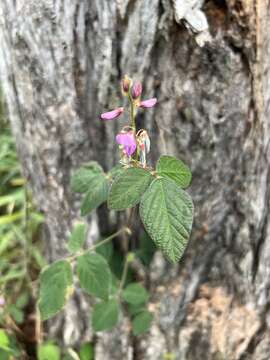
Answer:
[
  {"left": 116, "top": 131, "right": 137, "bottom": 157},
  {"left": 131, "top": 82, "right": 142, "bottom": 99},
  {"left": 139, "top": 98, "right": 157, "bottom": 108},
  {"left": 100, "top": 107, "right": 124, "bottom": 120}
]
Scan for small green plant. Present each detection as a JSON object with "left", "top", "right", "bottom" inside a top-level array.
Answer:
[{"left": 37, "top": 76, "right": 194, "bottom": 335}]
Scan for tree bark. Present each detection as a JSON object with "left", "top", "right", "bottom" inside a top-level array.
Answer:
[{"left": 0, "top": 0, "right": 270, "bottom": 359}]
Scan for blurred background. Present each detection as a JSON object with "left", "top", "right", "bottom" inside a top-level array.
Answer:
[{"left": 0, "top": 0, "right": 270, "bottom": 359}]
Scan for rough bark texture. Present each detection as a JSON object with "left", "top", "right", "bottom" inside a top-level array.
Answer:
[{"left": 0, "top": 0, "right": 270, "bottom": 359}]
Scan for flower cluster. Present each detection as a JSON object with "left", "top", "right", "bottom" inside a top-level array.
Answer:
[{"left": 100, "top": 75, "right": 157, "bottom": 167}]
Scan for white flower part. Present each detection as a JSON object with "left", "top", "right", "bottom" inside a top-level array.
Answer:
[
  {"left": 140, "top": 130, "right": 151, "bottom": 153},
  {"left": 145, "top": 135, "right": 151, "bottom": 154},
  {"left": 140, "top": 150, "right": 146, "bottom": 168}
]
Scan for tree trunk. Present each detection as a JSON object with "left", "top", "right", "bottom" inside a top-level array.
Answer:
[{"left": 0, "top": 0, "right": 270, "bottom": 359}]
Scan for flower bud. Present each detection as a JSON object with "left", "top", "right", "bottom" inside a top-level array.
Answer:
[
  {"left": 131, "top": 82, "right": 142, "bottom": 99},
  {"left": 122, "top": 75, "right": 132, "bottom": 94},
  {"left": 139, "top": 98, "right": 157, "bottom": 108},
  {"left": 100, "top": 107, "right": 124, "bottom": 120}
]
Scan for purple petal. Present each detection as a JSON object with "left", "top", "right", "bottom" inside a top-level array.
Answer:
[
  {"left": 139, "top": 98, "right": 157, "bottom": 108},
  {"left": 100, "top": 107, "right": 124, "bottom": 120},
  {"left": 125, "top": 143, "right": 137, "bottom": 156},
  {"left": 116, "top": 131, "right": 137, "bottom": 156}
]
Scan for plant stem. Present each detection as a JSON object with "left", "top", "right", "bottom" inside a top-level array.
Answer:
[
  {"left": 89, "top": 228, "right": 128, "bottom": 252},
  {"left": 118, "top": 254, "right": 130, "bottom": 296},
  {"left": 35, "top": 305, "right": 43, "bottom": 345},
  {"left": 128, "top": 94, "right": 136, "bottom": 131},
  {"left": 68, "top": 227, "right": 130, "bottom": 262},
  {"left": 128, "top": 94, "right": 140, "bottom": 161}
]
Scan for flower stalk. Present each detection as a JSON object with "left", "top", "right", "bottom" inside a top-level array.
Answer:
[{"left": 100, "top": 75, "right": 157, "bottom": 168}]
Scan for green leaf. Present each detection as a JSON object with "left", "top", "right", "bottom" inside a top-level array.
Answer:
[
  {"left": 92, "top": 299, "right": 119, "bottom": 332},
  {"left": 108, "top": 167, "right": 153, "bottom": 210},
  {"left": 1, "top": 334, "right": 20, "bottom": 357},
  {"left": 122, "top": 283, "right": 149, "bottom": 305},
  {"left": 140, "top": 178, "right": 194, "bottom": 263},
  {"left": 96, "top": 239, "right": 113, "bottom": 261},
  {"left": 0, "top": 329, "right": 10, "bottom": 352},
  {"left": 70, "top": 162, "right": 104, "bottom": 193},
  {"left": 108, "top": 165, "right": 125, "bottom": 181},
  {"left": 109, "top": 251, "right": 133, "bottom": 283},
  {"left": 136, "top": 232, "right": 156, "bottom": 266},
  {"left": 39, "top": 260, "right": 73, "bottom": 320},
  {"left": 0, "top": 330, "right": 19, "bottom": 360},
  {"left": 0, "top": 350, "right": 9, "bottom": 360},
  {"left": 109, "top": 275, "right": 120, "bottom": 296},
  {"left": 16, "top": 292, "right": 29, "bottom": 308},
  {"left": 8, "top": 305, "right": 24, "bottom": 323},
  {"left": 132, "top": 310, "right": 153, "bottom": 336},
  {"left": 127, "top": 303, "right": 146, "bottom": 316},
  {"left": 68, "top": 223, "right": 87, "bottom": 253},
  {"left": 80, "top": 175, "right": 108, "bottom": 216},
  {"left": 157, "top": 156, "right": 192, "bottom": 188},
  {"left": 79, "top": 343, "right": 94, "bottom": 360},
  {"left": 38, "top": 343, "right": 61, "bottom": 360},
  {"left": 77, "top": 252, "right": 111, "bottom": 299}
]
